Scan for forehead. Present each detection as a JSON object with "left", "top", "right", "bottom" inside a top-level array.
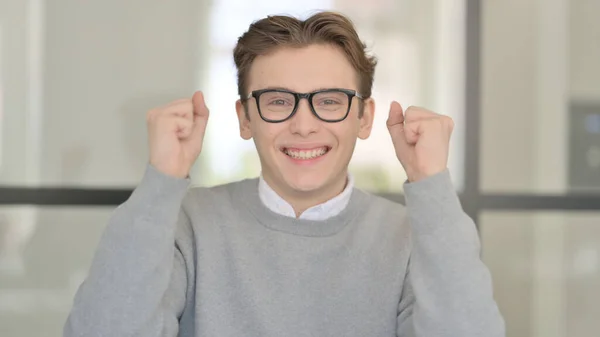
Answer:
[{"left": 247, "top": 44, "right": 358, "bottom": 93}]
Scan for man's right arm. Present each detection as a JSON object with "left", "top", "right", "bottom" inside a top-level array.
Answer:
[
  {"left": 64, "top": 91, "right": 209, "bottom": 336},
  {"left": 63, "top": 165, "right": 193, "bottom": 337}
]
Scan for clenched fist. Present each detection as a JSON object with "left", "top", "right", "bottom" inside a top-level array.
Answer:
[
  {"left": 147, "top": 91, "right": 210, "bottom": 178},
  {"left": 386, "top": 101, "right": 454, "bottom": 182}
]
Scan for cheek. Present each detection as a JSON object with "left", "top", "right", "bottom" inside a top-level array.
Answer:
[
  {"left": 329, "top": 124, "right": 360, "bottom": 149},
  {"left": 251, "top": 123, "right": 283, "bottom": 150}
]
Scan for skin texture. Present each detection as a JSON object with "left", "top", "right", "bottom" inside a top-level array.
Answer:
[
  {"left": 386, "top": 102, "right": 454, "bottom": 183},
  {"left": 147, "top": 92, "right": 209, "bottom": 179},
  {"left": 235, "top": 44, "right": 376, "bottom": 216}
]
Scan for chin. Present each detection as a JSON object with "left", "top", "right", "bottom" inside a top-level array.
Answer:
[{"left": 283, "top": 172, "right": 330, "bottom": 194}]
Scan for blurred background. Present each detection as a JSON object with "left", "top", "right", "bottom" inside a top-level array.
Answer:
[{"left": 0, "top": 0, "right": 599, "bottom": 336}]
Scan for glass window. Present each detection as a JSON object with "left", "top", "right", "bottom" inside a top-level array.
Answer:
[
  {"left": 195, "top": 0, "right": 466, "bottom": 193},
  {"left": 480, "top": 0, "right": 600, "bottom": 194},
  {"left": 1, "top": 0, "right": 465, "bottom": 192},
  {"left": 0, "top": 1, "right": 201, "bottom": 187}
]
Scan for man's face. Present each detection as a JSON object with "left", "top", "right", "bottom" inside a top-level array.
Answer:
[{"left": 236, "top": 44, "right": 375, "bottom": 199}]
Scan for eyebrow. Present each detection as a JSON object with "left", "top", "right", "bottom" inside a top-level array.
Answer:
[
  {"left": 259, "top": 86, "right": 345, "bottom": 92},
  {"left": 261, "top": 86, "right": 293, "bottom": 91}
]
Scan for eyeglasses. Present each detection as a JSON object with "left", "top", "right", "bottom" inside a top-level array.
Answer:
[{"left": 243, "top": 88, "right": 364, "bottom": 123}]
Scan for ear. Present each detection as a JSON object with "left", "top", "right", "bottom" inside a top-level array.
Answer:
[
  {"left": 357, "top": 98, "right": 375, "bottom": 140},
  {"left": 236, "top": 99, "right": 253, "bottom": 140}
]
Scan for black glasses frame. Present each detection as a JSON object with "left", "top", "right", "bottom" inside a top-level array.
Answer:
[{"left": 243, "top": 88, "right": 364, "bottom": 123}]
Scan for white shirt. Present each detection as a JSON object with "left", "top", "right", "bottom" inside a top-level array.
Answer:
[{"left": 258, "top": 173, "right": 354, "bottom": 220}]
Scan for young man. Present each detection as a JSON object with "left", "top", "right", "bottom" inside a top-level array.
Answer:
[{"left": 64, "top": 11, "right": 504, "bottom": 337}]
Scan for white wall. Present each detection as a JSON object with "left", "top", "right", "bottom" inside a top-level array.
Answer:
[
  {"left": 0, "top": 0, "right": 33, "bottom": 185},
  {"left": 1, "top": 0, "right": 208, "bottom": 187}
]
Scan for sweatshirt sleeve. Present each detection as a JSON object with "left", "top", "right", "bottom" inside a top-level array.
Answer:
[
  {"left": 63, "top": 164, "right": 193, "bottom": 337},
  {"left": 396, "top": 170, "right": 505, "bottom": 337}
]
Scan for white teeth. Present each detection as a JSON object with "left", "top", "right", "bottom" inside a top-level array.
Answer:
[{"left": 284, "top": 147, "right": 328, "bottom": 159}]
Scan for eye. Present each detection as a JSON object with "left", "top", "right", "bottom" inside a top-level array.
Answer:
[
  {"left": 270, "top": 99, "right": 289, "bottom": 106},
  {"left": 316, "top": 98, "right": 342, "bottom": 105},
  {"left": 322, "top": 99, "right": 340, "bottom": 105}
]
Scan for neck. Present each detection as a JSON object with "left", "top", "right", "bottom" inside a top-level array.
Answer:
[{"left": 264, "top": 173, "right": 349, "bottom": 217}]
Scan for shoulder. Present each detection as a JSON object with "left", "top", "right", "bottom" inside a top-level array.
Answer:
[
  {"left": 180, "top": 177, "right": 258, "bottom": 215},
  {"left": 351, "top": 188, "right": 410, "bottom": 239},
  {"left": 172, "top": 178, "right": 258, "bottom": 243},
  {"left": 355, "top": 188, "right": 407, "bottom": 218}
]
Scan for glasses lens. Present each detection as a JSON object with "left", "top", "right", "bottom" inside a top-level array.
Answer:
[
  {"left": 258, "top": 91, "right": 296, "bottom": 121},
  {"left": 312, "top": 90, "right": 350, "bottom": 121}
]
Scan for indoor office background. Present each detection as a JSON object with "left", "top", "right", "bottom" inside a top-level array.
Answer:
[{"left": 0, "top": 0, "right": 598, "bottom": 336}]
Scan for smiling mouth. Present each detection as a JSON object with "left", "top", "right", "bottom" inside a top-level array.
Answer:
[{"left": 281, "top": 146, "right": 331, "bottom": 160}]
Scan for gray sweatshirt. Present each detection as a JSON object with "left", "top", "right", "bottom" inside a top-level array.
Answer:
[{"left": 63, "top": 165, "right": 505, "bottom": 337}]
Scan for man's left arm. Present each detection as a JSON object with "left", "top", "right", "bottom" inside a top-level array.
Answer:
[
  {"left": 396, "top": 170, "right": 505, "bottom": 337},
  {"left": 386, "top": 102, "right": 504, "bottom": 336}
]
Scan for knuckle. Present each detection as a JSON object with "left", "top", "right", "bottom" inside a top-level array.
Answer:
[
  {"left": 180, "top": 102, "right": 195, "bottom": 117},
  {"left": 170, "top": 98, "right": 191, "bottom": 108},
  {"left": 442, "top": 115, "right": 454, "bottom": 129},
  {"left": 164, "top": 100, "right": 193, "bottom": 115},
  {"left": 183, "top": 99, "right": 194, "bottom": 110},
  {"left": 181, "top": 99, "right": 193, "bottom": 107}
]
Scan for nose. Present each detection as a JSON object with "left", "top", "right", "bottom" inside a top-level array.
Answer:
[{"left": 288, "top": 98, "right": 320, "bottom": 137}]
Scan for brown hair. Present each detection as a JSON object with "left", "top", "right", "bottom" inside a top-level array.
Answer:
[{"left": 233, "top": 11, "right": 377, "bottom": 104}]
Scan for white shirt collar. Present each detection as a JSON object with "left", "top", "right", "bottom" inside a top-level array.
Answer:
[{"left": 258, "top": 173, "right": 354, "bottom": 220}]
